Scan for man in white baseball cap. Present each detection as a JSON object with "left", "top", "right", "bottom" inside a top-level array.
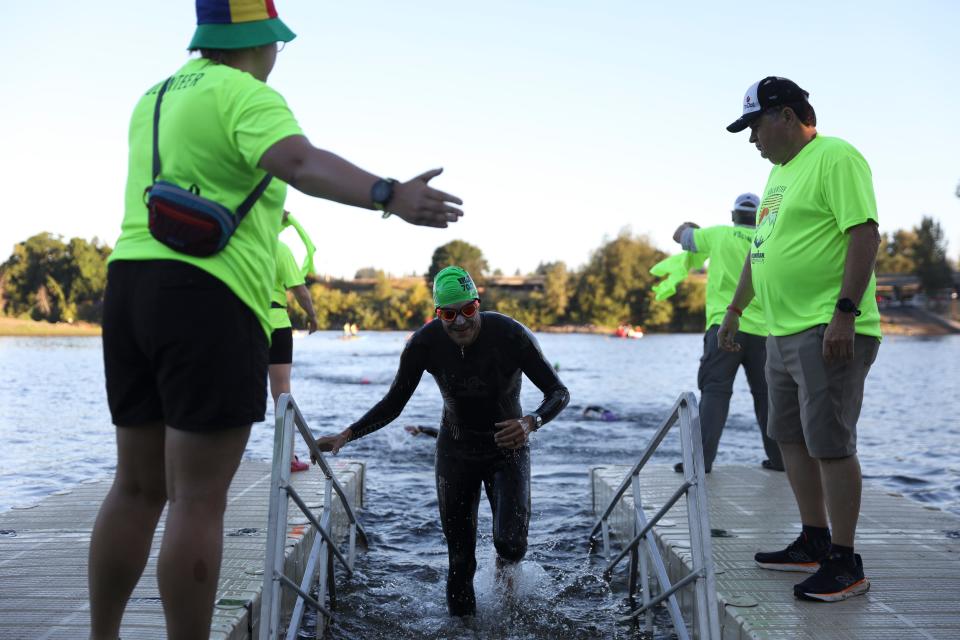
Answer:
[
  {"left": 719, "top": 75, "right": 881, "bottom": 603},
  {"left": 671, "top": 192, "right": 782, "bottom": 475}
]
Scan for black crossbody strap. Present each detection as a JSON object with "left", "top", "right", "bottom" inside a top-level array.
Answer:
[
  {"left": 150, "top": 75, "right": 273, "bottom": 218},
  {"left": 235, "top": 174, "right": 274, "bottom": 222},
  {"left": 151, "top": 77, "right": 174, "bottom": 182}
]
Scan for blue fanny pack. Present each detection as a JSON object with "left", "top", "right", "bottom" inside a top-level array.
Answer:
[{"left": 143, "top": 77, "right": 272, "bottom": 257}]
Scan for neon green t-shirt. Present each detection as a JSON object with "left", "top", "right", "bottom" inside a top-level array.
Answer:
[
  {"left": 269, "top": 241, "right": 304, "bottom": 330},
  {"left": 693, "top": 225, "right": 766, "bottom": 336},
  {"left": 750, "top": 136, "right": 881, "bottom": 337},
  {"left": 109, "top": 58, "right": 304, "bottom": 338}
]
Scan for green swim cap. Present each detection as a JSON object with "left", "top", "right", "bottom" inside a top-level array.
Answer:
[{"left": 433, "top": 266, "right": 479, "bottom": 307}]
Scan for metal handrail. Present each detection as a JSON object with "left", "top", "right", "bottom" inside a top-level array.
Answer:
[
  {"left": 260, "top": 393, "right": 369, "bottom": 640},
  {"left": 588, "top": 392, "right": 720, "bottom": 640}
]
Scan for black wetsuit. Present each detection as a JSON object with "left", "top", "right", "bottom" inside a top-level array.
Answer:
[{"left": 348, "top": 312, "right": 569, "bottom": 616}]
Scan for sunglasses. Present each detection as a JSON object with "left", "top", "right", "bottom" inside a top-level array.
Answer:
[{"left": 436, "top": 300, "right": 480, "bottom": 322}]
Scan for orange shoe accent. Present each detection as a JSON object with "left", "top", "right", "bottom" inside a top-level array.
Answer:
[{"left": 290, "top": 457, "right": 310, "bottom": 472}]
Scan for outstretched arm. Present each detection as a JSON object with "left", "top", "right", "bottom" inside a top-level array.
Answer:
[
  {"left": 260, "top": 135, "right": 463, "bottom": 229},
  {"left": 314, "top": 338, "right": 427, "bottom": 454}
]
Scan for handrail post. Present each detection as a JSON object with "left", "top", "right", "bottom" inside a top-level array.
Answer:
[
  {"left": 260, "top": 393, "right": 368, "bottom": 640},
  {"left": 589, "top": 392, "right": 719, "bottom": 640}
]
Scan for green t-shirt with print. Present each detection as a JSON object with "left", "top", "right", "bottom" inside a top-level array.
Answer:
[
  {"left": 269, "top": 241, "right": 304, "bottom": 330},
  {"left": 750, "top": 136, "right": 881, "bottom": 337},
  {"left": 693, "top": 225, "right": 766, "bottom": 336},
  {"left": 109, "top": 58, "right": 304, "bottom": 338}
]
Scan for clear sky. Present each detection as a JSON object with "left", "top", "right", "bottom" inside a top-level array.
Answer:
[{"left": 2, "top": 1, "right": 958, "bottom": 278}]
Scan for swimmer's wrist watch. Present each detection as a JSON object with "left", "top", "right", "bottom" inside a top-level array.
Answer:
[
  {"left": 371, "top": 178, "right": 398, "bottom": 218},
  {"left": 528, "top": 413, "right": 543, "bottom": 431}
]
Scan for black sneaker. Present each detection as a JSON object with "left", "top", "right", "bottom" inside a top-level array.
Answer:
[
  {"left": 793, "top": 552, "right": 870, "bottom": 602},
  {"left": 673, "top": 462, "right": 711, "bottom": 474},
  {"left": 755, "top": 532, "right": 830, "bottom": 573},
  {"left": 761, "top": 459, "right": 785, "bottom": 471}
]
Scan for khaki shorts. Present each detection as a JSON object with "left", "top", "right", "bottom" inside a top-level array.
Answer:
[{"left": 765, "top": 325, "right": 879, "bottom": 459}]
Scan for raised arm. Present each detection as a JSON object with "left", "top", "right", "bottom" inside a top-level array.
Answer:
[{"left": 259, "top": 135, "right": 463, "bottom": 228}]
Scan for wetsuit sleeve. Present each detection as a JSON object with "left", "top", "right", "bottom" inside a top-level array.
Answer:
[
  {"left": 348, "top": 337, "right": 427, "bottom": 441},
  {"left": 517, "top": 326, "right": 570, "bottom": 426}
]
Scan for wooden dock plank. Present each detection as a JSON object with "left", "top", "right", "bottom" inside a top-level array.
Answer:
[
  {"left": 591, "top": 464, "right": 960, "bottom": 640},
  {"left": 0, "top": 459, "right": 364, "bottom": 639}
]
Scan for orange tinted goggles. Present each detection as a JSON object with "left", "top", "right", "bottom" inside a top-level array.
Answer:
[{"left": 436, "top": 300, "right": 479, "bottom": 322}]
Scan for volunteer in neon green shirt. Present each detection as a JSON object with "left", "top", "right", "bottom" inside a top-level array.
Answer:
[
  {"left": 269, "top": 220, "right": 318, "bottom": 473},
  {"left": 720, "top": 76, "right": 881, "bottom": 604},
  {"left": 91, "top": 2, "right": 464, "bottom": 638},
  {"left": 671, "top": 192, "right": 783, "bottom": 473}
]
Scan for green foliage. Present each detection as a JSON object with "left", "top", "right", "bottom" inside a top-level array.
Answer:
[
  {"left": 876, "top": 229, "right": 917, "bottom": 274},
  {"left": 1, "top": 233, "right": 111, "bottom": 323},
  {"left": 571, "top": 231, "right": 666, "bottom": 328},
  {"left": 427, "top": 240, "right": 489, "bottom": 284},
  {"left": 537, "top": 261, "right": 571, "bottom": 325},
  {"left": 912, "top": 216, "right": 953, "bottom": 292},
  {"left": 354, "top": 267, "right": 382, "bottom": 279}
]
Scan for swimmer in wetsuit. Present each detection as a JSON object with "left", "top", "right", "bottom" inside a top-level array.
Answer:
[{"left": 315, "top": 266, "right": 569, "bottom": 617}]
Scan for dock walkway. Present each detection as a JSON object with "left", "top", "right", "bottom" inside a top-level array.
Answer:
[
  {"left": 0, "top": 459, "right": 364, "bottom": 640},
  {"left": 591, "top": 464, "right": 960, "bottom": 640}
]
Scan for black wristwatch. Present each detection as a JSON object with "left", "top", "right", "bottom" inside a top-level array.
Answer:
[
  {"left": 836, "top": 298, "right": 862, "bottom": 316},
  {"left": 371, "top": 178, "right": 398, "bottom": 218},
  {"left": 528, "top": 413, "right": 543, "bottom": 431}
]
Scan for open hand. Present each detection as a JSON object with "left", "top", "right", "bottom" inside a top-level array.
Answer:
[
  {"left": 494, "top": 417, "right": 533, "bottom": 449},
  {"left": 312, "top": 428, "right": 352, "bottom": 461},
  {"left": 390, "top": 168, "right": 464, "bottom": 228}
]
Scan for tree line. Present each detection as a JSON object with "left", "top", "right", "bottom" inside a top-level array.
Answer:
[{"left": 1, "top": 216, "right": 955, "bottom": 331}]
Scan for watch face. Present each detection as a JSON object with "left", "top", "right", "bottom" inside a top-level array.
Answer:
[{"left": 372, "top": 180, "right": 393, "bottom": 205}]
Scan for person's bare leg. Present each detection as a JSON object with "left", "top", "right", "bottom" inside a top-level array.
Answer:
[
  {"left": 819, "top": 454, "right": 861, "bottom": 547},
  {"left": 268, "top": 363, "right": 291, "bottom": 408},
  {"left": 157, "top": 424, "right": 251, "bottom": 640},
  {"left": 779, "top": 441, "right": 828, "bottom": 527},
  {"left": 89, "top": 423, "right": 167, "bottom": 640},
  {"left": 269, "top": 363, "right": 301, "bottom": 467}
]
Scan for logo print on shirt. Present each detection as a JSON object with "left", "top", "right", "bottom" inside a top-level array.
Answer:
[{"left": 753, "top": 192, "right": 783, "bottom": 249}]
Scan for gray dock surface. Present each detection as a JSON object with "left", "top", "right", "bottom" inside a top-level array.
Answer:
[
  {"left": 0, "top": 459, "right": 364, "bottom": 640},
  {"left": 591, "top": 464, "right": 960, "bottom": 640}
]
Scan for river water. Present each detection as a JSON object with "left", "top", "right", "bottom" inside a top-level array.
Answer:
[{"left": 1, "top": 333, "right": 958, "bottom": 638}]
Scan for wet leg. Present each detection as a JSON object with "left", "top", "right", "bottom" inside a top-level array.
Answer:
[{"left": 436, "top": 445, "right": 482, "bottom": 617}]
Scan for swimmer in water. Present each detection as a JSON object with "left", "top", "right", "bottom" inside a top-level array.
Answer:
[
  {"left": 582, "top": 405, "right": 618, "bottom": 421},
  {"left": 315, "top": 266, "right": 569, "bottom": 617}
]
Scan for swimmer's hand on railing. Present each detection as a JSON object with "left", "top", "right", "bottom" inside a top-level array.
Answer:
[{"left": 312, "top": 428, "right": 353, "bottom": 461}]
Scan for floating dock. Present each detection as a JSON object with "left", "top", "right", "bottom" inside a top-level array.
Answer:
[
  {"left": 591, "top": 464, "right": 960, "bottom": 640},
  {"left": 0, "top": 459, "right": 364, "bottom": 639}
]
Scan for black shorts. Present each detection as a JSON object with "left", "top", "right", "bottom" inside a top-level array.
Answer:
[
  {"left": 103, "top": 260, "right": 268, "bottom": 431},
  {"left": 269, "top": 327, "right": 293, "bottom": 365}
]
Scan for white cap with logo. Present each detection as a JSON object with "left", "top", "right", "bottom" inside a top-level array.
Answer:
[{"left": 733, "top": 193, "right": 760, "bottom": 212}]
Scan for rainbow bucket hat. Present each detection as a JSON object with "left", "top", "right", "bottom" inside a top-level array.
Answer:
[{"left": 189, "top": 0, "right": 296, "bottom": 50}]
